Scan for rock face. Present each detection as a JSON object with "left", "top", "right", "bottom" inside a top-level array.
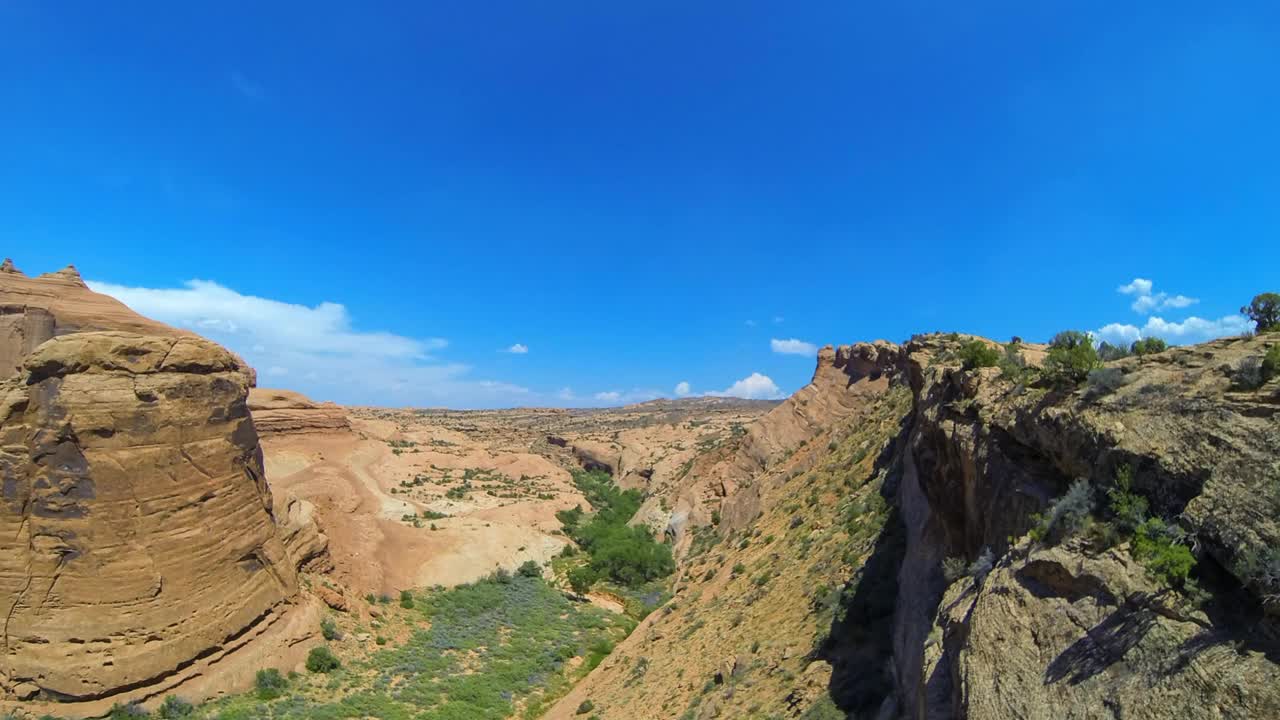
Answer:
[
  {"left": 248, "top": 388, "right": 351, "bottom": 436},
  {"left": 0, "top": 260, "right": 187, "bottom": 377},
  {"left": 550, "top": 332, "right": 1280, "bottom": 720},
  {"left": 0, "top": 332, "right": 298, "bottom": 701},
  {"left": 895, "top": 333, "right": 1280, "bottom": 720}
]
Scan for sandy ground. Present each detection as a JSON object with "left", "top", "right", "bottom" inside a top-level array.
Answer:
[{"left": 262, "top": 416, "right": 585, "bottom": 595}]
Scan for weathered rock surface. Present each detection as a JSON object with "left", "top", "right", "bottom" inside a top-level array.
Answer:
[
  {"left": 0, "top": 332, "right": 299, "bottom": 701},
  {"left": 248, "top": 388, "right": 351, "bottom": 436},
  {"left": 895, "top": 332, "right": 1280, "bottom": 720},
  {"left": 0, "top": 260, "right": 187, "bottom": 377}
]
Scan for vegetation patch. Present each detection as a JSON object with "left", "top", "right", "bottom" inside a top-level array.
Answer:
[
  {"left": 557, "top": 470, "right": 675, "bottom": 592},
  {"left": 184, "top": 573, "right": 629, "bottom": 720}
]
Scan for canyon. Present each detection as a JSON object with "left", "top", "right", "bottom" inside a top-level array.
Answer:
[{"left": 1, "top": 260, "right": 1277, "bottom": 720}]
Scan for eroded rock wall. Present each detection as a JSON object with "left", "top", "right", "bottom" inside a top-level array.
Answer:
[{"left": 0, "top": 332, "right": 298, "bottom": 701}]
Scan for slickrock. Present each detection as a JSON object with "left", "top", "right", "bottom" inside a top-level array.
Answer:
[
  {"left": 248, "top": 388, "right": 351, "bottom": 436},
  {"left": 0, "top": 332, "right": 298, "bottom": 702},
  {"left": 0, "top": 263, "right": 187, "bottom": 377}
]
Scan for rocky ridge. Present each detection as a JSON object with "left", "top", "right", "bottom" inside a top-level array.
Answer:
[{"left": 548, "top": 332, "right": 1280, "bottom": 719}]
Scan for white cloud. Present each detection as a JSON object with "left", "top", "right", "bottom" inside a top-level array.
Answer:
[
  {"left": 1094, "top": 315, "right": 1250, "bottom": 347},
  {"left": 1117, "top": 277, "right": 1199, "bottom": 314},
  {"left": 674, "top": 381, "right": 691, "bottom": 397},
  {"left": 773, "top": 316, "right": 785, "bottom": 324},
  {"left": 708, "top": 372, "right": 783, "bottom": 400},
  {"left": 88, "top": 279, "right": 534, "bottom": 408},
  {"left": 745, "top": 319, "right": 757, "bottom": 327},
  {"left": 505, "top": 343, "right": 529, "bottom": 354},
  {"left": 557, "top": 387, "right": 576, "bottom": 401},
  {"left": 1118, "top": 278, "right": 1154, "bottom": 297},
  {"left": 771, "top": 338, "right": 818, "bottom": 356},
  {"left": 590, "top": 388, "right": 664, "bottom": 406}
]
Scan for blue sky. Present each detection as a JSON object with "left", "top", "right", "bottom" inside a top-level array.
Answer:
[{"left": 2, "top": 2, "right": 1278, "bottom": 408}]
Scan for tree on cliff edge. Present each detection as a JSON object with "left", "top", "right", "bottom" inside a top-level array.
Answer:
[{"left": 1242, "top": 292, "right": 1280, "bottom": 333}]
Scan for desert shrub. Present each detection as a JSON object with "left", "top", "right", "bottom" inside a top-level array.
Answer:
[
  {"left": 967, "top": 547, "right": 994, "bottom": 581},
  {"left": 320, "top": 616, "right": 341, "bottom": 641},
  {"left": 1264, "top": 345, "right": 1280, "bottom": 383},
  {"left": 305, "top": 645, "right": 340, "bottom": 674},
  {"left": 517, "top": 560, "right": 542, "bottom": 578},
  {"left": 1028, "top": 478, "right": 1093, "bottom": 545},
  {"left": 957, "top": 340, "right": 1000, "bottom": 370},
  {"left": 255, "top": 668, "right": 288, "bottom": 700},
  {"left": 158, "top": 695, "right": 194, "bottom": 718},
  {"left": 1242, "top": 292, "right": 1280, "bottom": 333},
  {"left": 1132, "top": 518, "right": 1195, "bottom": 587},
  {"left": 997, "top": 343, "right": 1032, "bottom": 382},
  {"left": 576, "top": 700, "right": 596, "bottom": 715},
  {"left": 941, "top": 556, "right": 967, "bottom": 583},
  {"left": 1130, "top": 337, "right": 1168, "bottom": 356},
  {"left": 108, "top": 703, "right": 149, "bottom": 719},
  {"left": 1097, "top": 341, "right": 1130, "bottom": 362},
  {"left": 567, "top": 565, "right": 598, "bottom": 594},
  {"left": 1107, "top": 466, "right": 1148, "bottom": 533},
  {"left": 399, "top": 590, "right": 415, "bottom": 609},
  {"left": 1044, "top": 331, "right": 1101, "bottom": 386},
  {"left": 1086, "top": 367, "right": 1127, "bottom": 395}
]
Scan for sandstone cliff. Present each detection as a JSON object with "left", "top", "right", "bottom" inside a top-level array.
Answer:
[
  {"left": 0, "top": 333, "right": 299, "bottom": 702},
  {"left": 0, "top": 260, "right": 188, "bottom": 377}
]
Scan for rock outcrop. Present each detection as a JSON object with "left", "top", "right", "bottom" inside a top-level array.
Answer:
[
  {"left": 894, "top": 332, "right": 1280, "bottom": 720},
  {"left": 0, "top": 332, "right": 299, "bottom": 702},
  {"left": 248, "top": 388, "right": 351, "bottom": 436},
  {"left": 0, "top": 260, "right": 188, "bottom": 377},
  {"left": 550, "top": 331, "right": 1280, "bottom": 720}
]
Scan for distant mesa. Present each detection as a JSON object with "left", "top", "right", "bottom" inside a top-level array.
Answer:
[{"left": 249, "top": 388, "right": 352, "bottom": 436}]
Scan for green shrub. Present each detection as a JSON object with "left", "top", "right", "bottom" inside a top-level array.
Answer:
[
  {"left": 567, "top": 565, "right": 598, "bottom": 594},
  {"left": 108, "top": 703, "right": 149, "bottom": 719},
  {"left": 1107, "top": 466, "right": 1148, "bottom": 533},
  {"left": 957, "top": 340, "right": 1000, "bottom": 370},
  {"left": 1263, "top": 345, "right": 1280, "bottom": 383},
  {"left": 1132, "top": 518, "right": 1195, "bottom": 587},
  {"left": 255, "top": 668, "right": 288, "bottom": 700},
  {"left": 517, "top": 560, "right": 542, "bottom": 578},
  {"left": 158, "top": 695, "right": 194, "bottom": 718},
  {"left": 320, "top": 616, "right": 341, "bottom": 641},
  {"left": 1130, "top": 337, "right": 1168, "bottom": 356},
  {"left": 399, "top": 590, "right": 415, "bottom": 609},
  {"left": 1044, "top": 331, "right": 1101, "bottom": 386},
  {"left": 576, "top": 700, "right": 596, "bottom": 715},
  {"left": 1242, "top": 292, "right": 1280, "bottom": 333},
  {"left": 997, "top": 343, "right": 1032, "bottom": 382},
  {"left": 1028, "top": 478, "right": 1093, "bottom": 545},
  {"left": 305, "top": 645, "right": 340, "bottom": 674},
  {"left": 941, "top": 556, "right": 967, "bottom": 583}
]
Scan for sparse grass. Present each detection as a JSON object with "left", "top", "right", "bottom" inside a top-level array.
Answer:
[{"left": 189, "top": 574, "right": 628, "bottom": 720}]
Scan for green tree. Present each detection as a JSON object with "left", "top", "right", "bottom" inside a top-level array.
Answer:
[
  {"left": 1242, "top": 292, "right": 1280, "bottom": 333},
  {"left": 1130, "top": 337, "right": 1168, "bottom": 356},
  {"left": 1044, "top": 331, "right": 1101, "bottom": 386}
]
